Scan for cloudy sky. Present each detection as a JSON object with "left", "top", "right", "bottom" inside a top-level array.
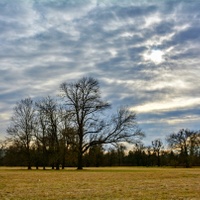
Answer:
[{"left": 1, "top": 0, "right": 200, "bottom": 145}]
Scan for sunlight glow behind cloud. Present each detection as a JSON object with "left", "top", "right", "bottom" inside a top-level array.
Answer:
[
  {"left": 132, "top": 98, "right": 200, "bottom": 113},
  {"left": 143, "top": 49, "right": 164, "bottom": 64}
]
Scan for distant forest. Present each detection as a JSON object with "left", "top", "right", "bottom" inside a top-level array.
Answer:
[{"left": 0, "top": 77, "right": 200, "bottom": 169}]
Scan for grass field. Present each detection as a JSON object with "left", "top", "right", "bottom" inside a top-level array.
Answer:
[{"left": 0, "top": 167, "right": 199, "bottom": 200}]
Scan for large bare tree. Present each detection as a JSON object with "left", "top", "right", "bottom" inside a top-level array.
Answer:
[
  {"left": 60, "top": 77, "right": 144, "bottom": 169},
  {"left": 35, "top": 96, "right": 61, "bottom": 170},
  {"left": 7, "top": 98, "right": 36, "bottom": 169}
]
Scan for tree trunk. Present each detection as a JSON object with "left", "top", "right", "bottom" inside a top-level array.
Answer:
[
  {"left": 61, "top": 139, "right": 66, "bottom": 170},
  {"left": 157, "top": 152, "right": 160, "bottom": 167},
  {"left": 36, "top": 163, "right": 39, "bottom": 170},
  {"left": 77, "top": 130, "right": 83, "bottom": 170},
  {"left": 184, "top": 147, "right": 190, "bottom": 168},
  {"left": 56, "top": 163, "right": 60, "bottom": 170},
  {"left": 56, "top": 154, "right": 60, "bottom": 170},
  {"left": 62, "top": 157, "right": 65, "bottom": 169},
  {"left": 77, "top": 145, "right": 83, "bottom": 170},
  {"left": 27, "top": 149, "right": 31, "bottom": 170},
  {"left": 42, "top": 152, "right": 46, "bottom": 170},
  {"left": 28, "top": 161, "right": 31, "bottom": 170},
  {"left": 77, "top": 149, "right": 83, "bottom": 170}
]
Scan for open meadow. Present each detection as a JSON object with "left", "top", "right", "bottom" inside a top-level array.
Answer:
[{"left": 0, "top": 167, "right": 199, "bottom": 200}]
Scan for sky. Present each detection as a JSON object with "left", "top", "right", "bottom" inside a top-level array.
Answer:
[{"left": 1, "top": 0, "right": 200, "bottom": 146}]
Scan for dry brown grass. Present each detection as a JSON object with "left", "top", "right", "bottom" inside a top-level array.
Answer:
[{"left": 0, "top": 167, "right": 199, "bottom": 200}]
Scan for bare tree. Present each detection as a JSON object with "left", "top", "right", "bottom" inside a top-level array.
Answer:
[
  {"left": 35, "top": 99, "right": 50, "bottom": 170},
  {"left": 116, "top": 143, "right": 126, "bottom": 166},
  {"left": 152, "top": 139, "right": 163, "bottom": 166},
  {"left": 59, "top": 107, "right": 78, "bottom": 169},
  {"left": 7, "top": 98, "right": 36, "bottom": 169},
  {"left": 60, "top": 77, "right": 144, "bottom": 169},
  {"left": 35, "top": 96, "right": 61, "bottom": 170},
  {"left": 60, "top": 77, "right": 110, "bottom": 169},
  {"left": 0, "top": 140, "right": 7, "bottom": 164},
  {"left": 166, "top": 129, "right": 200, "bottom": 167}
]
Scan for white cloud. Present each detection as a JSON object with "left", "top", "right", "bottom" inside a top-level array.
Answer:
[
  {"left": 166, "top": 115, "right": 200, "bottom": 125},
  {"left": 132, "top": 97, "right": 200, "bottom": 113},
  {"left": 144, "top": 12, "right": 162, "bottom": 27}
]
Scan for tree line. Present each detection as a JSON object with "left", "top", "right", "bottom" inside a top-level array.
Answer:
[
  {"left": 1, "top": 129, "right": 200, "bottom": 168},
  {"left": 0, "top": 77, "right": 200, "bottom": 169}
]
